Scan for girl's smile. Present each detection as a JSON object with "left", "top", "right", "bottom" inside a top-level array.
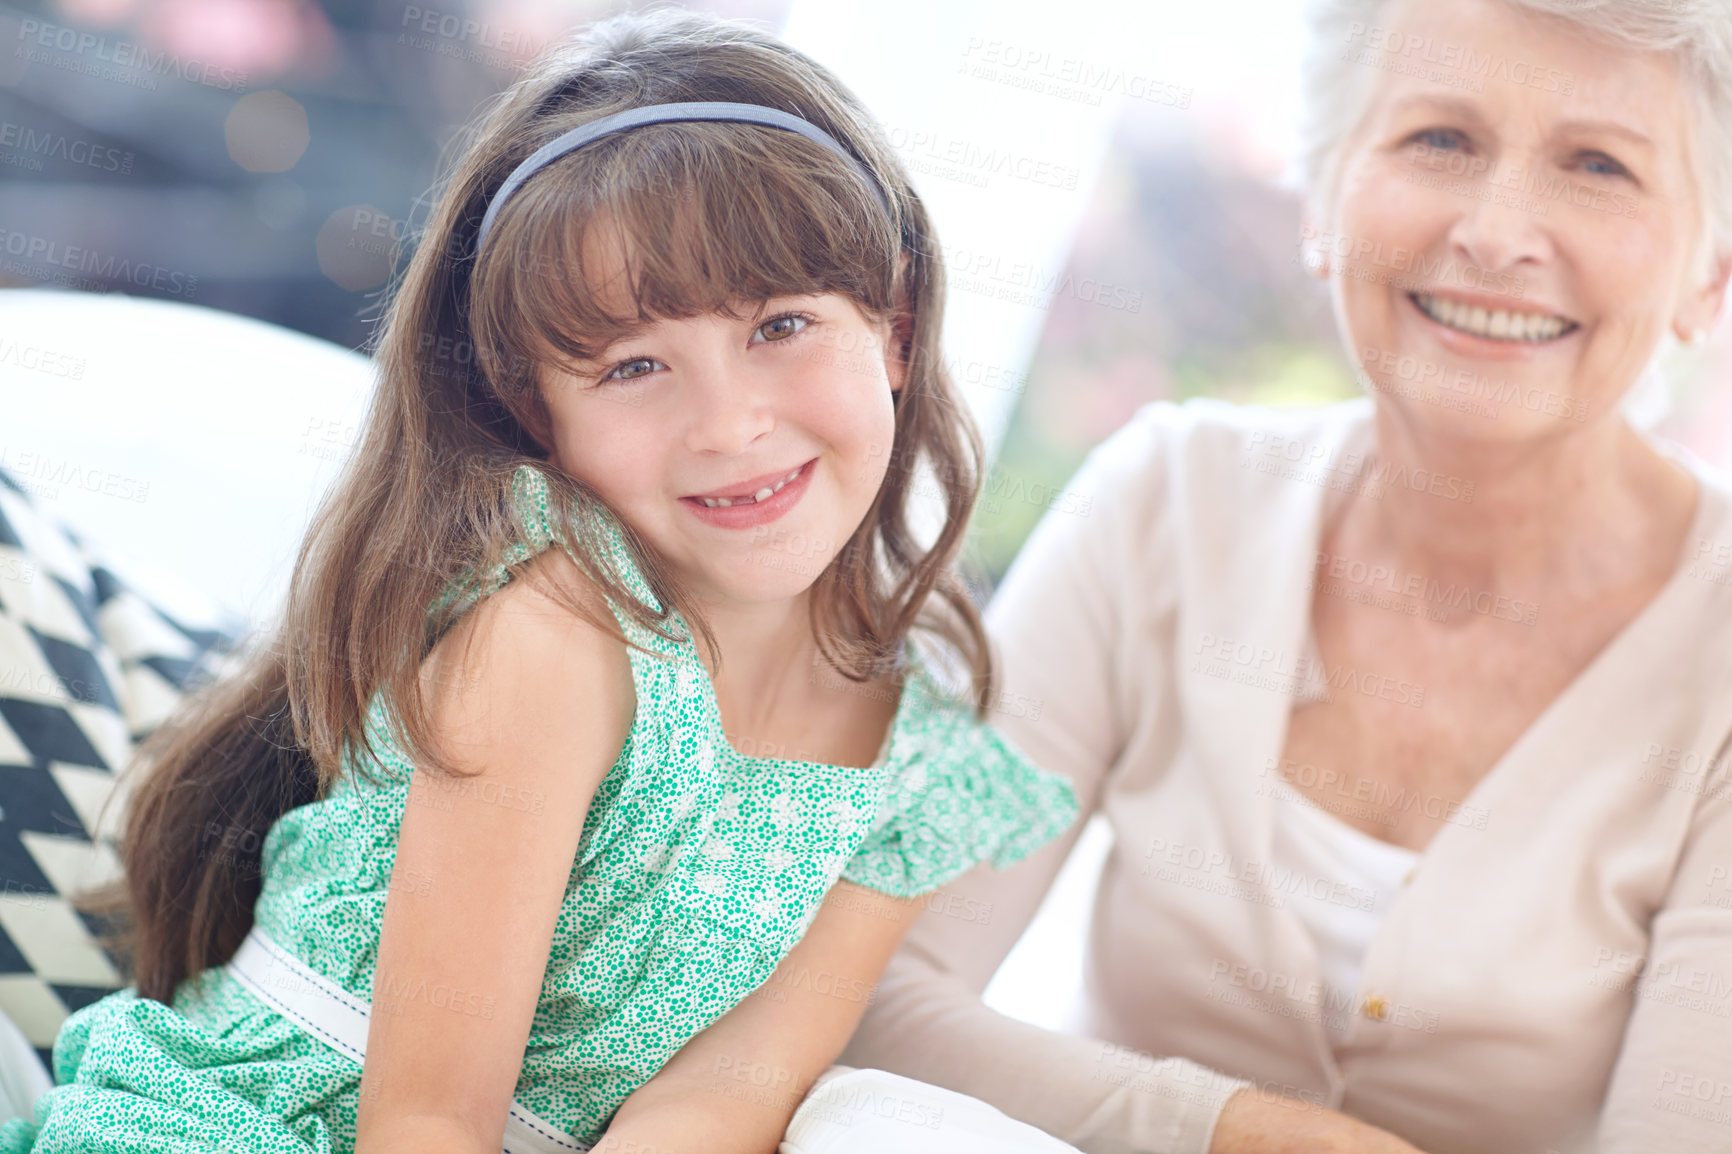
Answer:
[
  {"left": 681, "top": 456, "right": 817, "bottom": 528},
  {"left": 535, "top": 253, "right": 902, "bottom": 606}
]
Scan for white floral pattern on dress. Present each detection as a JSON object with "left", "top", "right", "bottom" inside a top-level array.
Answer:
[{"left": 4, "top": 463, "right": 1079, "bottom": 1154}]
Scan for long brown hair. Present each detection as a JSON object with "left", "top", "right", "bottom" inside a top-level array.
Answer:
[{"left": 90, "top": 7, "right": 994, "bottom": 1005}]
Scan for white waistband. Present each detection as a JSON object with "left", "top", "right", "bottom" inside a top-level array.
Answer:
[{"left": 224, "top": 924, "right": 588, "bottom": 1154}]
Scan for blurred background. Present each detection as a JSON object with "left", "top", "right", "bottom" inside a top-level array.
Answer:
[
  {"left": 6, "top": 0, "right": 1731, "bottom": 607},
  {"left": 4, "top": 0, "right": 1732, "bottom": 1031}
]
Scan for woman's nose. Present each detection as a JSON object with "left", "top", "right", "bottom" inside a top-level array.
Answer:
[{"left": 1446, "top": 191, "right": 1552, "bottom": 283}]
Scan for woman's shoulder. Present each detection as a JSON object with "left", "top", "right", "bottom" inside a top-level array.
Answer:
[
  {"left": 1079, "top": 395, "right": 1373, "bottom": 491},
  {"left": 1013, "top": 397, "right": 1368, "bottom": 578}
]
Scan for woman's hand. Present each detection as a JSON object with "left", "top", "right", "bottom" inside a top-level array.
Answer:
[{"left": 1210, "top": 1090, "right": 1429, "bottom": 1154}]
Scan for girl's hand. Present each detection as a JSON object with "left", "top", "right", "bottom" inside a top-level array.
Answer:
[{"left": 1210, "top": 1090, "right": 1430, "bottom": 1154}]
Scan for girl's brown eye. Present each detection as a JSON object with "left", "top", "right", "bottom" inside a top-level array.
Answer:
[
  {"left": 606, "top": 357, "right": 661, "bottom": 382},
  {"left": 752, "top": 314, "right": 810, "bottom": 343}
]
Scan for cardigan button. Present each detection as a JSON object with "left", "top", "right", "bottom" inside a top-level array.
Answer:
[{"left": 1362, "top": 995, "right": 1390, "bottom": 1021}]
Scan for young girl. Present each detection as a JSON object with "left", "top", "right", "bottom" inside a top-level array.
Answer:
[{"left": 0, "top": 10, "right": 1078, "bottom": 1154}]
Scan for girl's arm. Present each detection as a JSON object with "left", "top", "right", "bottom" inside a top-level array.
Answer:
[
  {"left": 593, "top": 880, "right": 925, "bottom": 1154},
  {"left": 354, "top": 556, "right": 635, "bottom": 1154}
]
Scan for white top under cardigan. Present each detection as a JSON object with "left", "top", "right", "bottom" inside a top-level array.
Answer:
[
  {"left": 1267, "top": 776, "right": 1419, "bottom": 1044},
  {"left": 841, "top": 398, "right": 1732, "bottom": 1154}
]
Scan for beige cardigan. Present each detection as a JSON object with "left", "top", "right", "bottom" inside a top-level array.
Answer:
[{"left": 842, "top": 399, "right": 1732, "bottom": 1154}]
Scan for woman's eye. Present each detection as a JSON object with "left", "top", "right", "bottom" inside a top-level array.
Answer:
[
  {"left": 751, "top": 314, "right": 810, "bottom": 344},
  {"left": 1411, "top": 127, "right": 1468, "bottom": 152},
  {"left": 604, "top": 357, "right": 662, "bottom": 383},
  {"left": 1578, "top": 151, "right": 1630, "bottom": 178}
]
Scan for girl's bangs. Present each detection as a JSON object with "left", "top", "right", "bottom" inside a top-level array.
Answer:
[{"left": 477, "top": 122, "right": 903, "bottom": 377}]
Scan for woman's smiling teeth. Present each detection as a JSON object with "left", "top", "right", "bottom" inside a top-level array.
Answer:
[
  {"left": 695, "top": 464, "right": 806, "bottom": 508},
  {"left": 1412, "top": 292, "right": 1577, "bottom": 342}
]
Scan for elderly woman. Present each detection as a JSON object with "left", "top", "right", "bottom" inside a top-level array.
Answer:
[{"left": 842, "top": 1, "right": 1732, "bottom": 1152}]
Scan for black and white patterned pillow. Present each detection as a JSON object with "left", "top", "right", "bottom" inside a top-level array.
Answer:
[{"left": 0, "top": 469, "right": 235, "bottom": 1068}]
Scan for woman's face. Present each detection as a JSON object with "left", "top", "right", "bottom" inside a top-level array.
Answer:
[
  {"left": 1316, "top": 0, "right": 1728, "bottom": 441},
  {"left": 535, "top": 232, "right": 902, "bottom": 608}
]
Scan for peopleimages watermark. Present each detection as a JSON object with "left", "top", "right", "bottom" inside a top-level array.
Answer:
[
  {"left": 1358, "top": 345, "right": 1588, "bottom": 424},
  {"left": 15, "top": 19, "right": 249, "bottom": 92},
  {"left": 1686, "top": 538, "right": 1732, "bottom": 590},
  {"left": 957, "top": 39, "right": 1193, "bottom": 110},
  {"left": 1090, "top": 1045, "right": 1298, "bottom": 1110},
  {"left": 1588, "top": 948, "right": 1732, "bottom": 1020},
  {"left": 823, "top": 881, "right": 995, "bottom": 927},
  {"left": 298, "top": 417, "right": 359, "bottom": 464},
  {"left": 1241, "top": 428, "right": 1477, "bottom": 506},
  {"left": 408, "top": 771, "right": 547, "bottom": 816},
  {"left": 1406, "top": 143, "right": 1640, "bottom": 219},
  {"left": 1654, "top": 1069, "right": 1732, "bottom": 1128},
  {"left": 396, "top": 6, "right": 545, "bottom": 71},
  {"left": 1300, "top": 226, "right": 1526, "bottom": 300},
  {"left": 376, "top": 970, "right": 496, "bottom": 1019},
  {"left": 1342, "top": 21, "right": 1576, "bottom": 96},
  {"left": 1709, "top": 865, "right": 1732, "bottom": 911},
  {"left": 0, "top": 335, "right": 86, "bottom": 381},
  {"left": 1637, "top": 741, "right": 1732, "bottom": 804},
  {"left": 1190, "top": 631, "right": 1427, "bottom": 708},
  {"left": 883, "top": 124, "right": 1082, "bottom": 192},
  {"left": 1206, "top": 958, "right": 1441, "bottom": 1033},
  {"left": 946, "top": 247, "right": 1143, "bottom": 313},
  {"left": 1139, "top": 835, "right": 1382, "bottom": 912},
  {"left": 0, "top": 556, "right": 39, "bottom": 587},
  {"left": 860, "top": 441, "right": 1095, "bottom": 518},
  {"left": 0, "top": 120, "right": 133, "bottom": 176},
  {"left": 1309, "top": 547, "right": 1539, "bottom": 627},
  {"left": 1258, "top": 755, "right": 1490, "bottom": 832},
  {"left": 0, "top": 445, "right": 148, "bottom": 504},
  {"left": 0, "top": 227, "right": 198, "bottom": 298}
]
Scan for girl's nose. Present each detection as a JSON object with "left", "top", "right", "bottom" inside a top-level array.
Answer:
[{"left": 682, "top": 358, "right": 776, "bottom": 456}]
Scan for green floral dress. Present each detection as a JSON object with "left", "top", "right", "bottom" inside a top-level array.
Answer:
[{"left": 1, "top": 464, "right": 1078, "bottom": 1154}]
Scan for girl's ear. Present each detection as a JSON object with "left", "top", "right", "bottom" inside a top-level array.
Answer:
[
  {"left": 511, "top": 368, "right": 559, "bottom": 454},
  {"left": 887, "top": 303, "right": 914, "bottom": 395},
  {"left": 887, "top": 253, "right": 915, "bottom": 394}
]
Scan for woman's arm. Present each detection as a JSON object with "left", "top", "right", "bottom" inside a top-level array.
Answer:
[
  {"left": 593, "top": 881, "right": 926, "bottom": 1154},
  {"left": 846, "top": 407, "right": 1429, "bottom": 1154},
  {"left": 354, "top": 556, "right": 635, "bottom": 1154},
  {"left": 1593, "top": 743, "right": 1732, "bottom": 1153},
  {"left": 845, "top": 854, "right": 1256, "bottom": 1152},
  {"left": 846, "top": 411, "right": 1255, "bottom": 1150}
]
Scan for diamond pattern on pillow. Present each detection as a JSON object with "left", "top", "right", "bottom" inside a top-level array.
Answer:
[{"left": 0, "top": 472, "right": 237, "bottom": 1068}]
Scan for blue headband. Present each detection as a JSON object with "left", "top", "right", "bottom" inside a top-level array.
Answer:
[{"left": 474, "top": 100, "right": 892, "bottom": 252}]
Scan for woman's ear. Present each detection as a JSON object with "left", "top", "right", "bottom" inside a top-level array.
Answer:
[
  {"left": 1675, "top": 249, "right": 1732, "bottom": 345},
  {"left": 1300, "top": 206, "right": 1332, "bottom": 280}
]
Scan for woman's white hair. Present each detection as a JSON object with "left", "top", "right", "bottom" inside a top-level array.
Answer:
[{"left": 1299, "top": 0, "right": 1732, "bottom": 267}]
